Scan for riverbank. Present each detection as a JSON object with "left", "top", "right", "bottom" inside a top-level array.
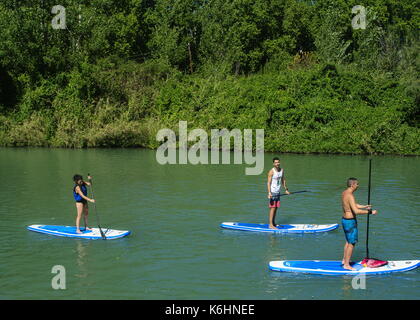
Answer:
[{"left": 0, "top": 60, "right": 418, "bottom": 155}]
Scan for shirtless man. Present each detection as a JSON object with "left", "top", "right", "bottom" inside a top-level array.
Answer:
[
  {"left": 267, "top": 157, "right": 290, "bottom": 229},
  {"left": 341, "top": 177, "right": 377, "bottom": 270}
]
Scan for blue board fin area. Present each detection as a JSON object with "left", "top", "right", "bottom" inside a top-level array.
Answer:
[
  {"left": 269, "top": 260, "right": 420, "bottom": 275},
  {"left": 27, "top": 224, "right": 130, "bottom": 240},
  {"left": 220, "top": 222, "right": 339, "bottom": 233}
]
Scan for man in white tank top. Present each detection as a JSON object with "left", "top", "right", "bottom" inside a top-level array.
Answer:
[{"left": 267, "top": 157, "right": 290, "bottom": 229}]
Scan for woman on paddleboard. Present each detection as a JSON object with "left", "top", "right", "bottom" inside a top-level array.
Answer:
[
  {"left": 267, "top": 157, "right": 290, "bottom": 229},
  {"left": 73, "top": 174, "right": 95, "bottom": 234}
]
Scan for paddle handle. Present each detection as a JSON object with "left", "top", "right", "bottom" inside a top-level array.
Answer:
[
  {"left": 87, "top": 173, "right": 106, "bottom": 240},
  {"left": 367, "top": 160, "right": 371, "bottom": 205},
  {"left": 87, "top": 173, "right": 96, "bottom": 206}
]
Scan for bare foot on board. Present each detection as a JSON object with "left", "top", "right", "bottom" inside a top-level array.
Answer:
[{"left": 342, "top": 264, "right": 356, "bottom": 271}]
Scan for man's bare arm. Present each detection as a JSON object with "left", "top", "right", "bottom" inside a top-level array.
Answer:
[
  {"left": 281, "top": 173, "right": 290, "bottom": 194},
  {"left": 75, "top": 186, "right": 95, "bottom": 203},
  {"left": 349, "top": 196, "right": 371, "bottom": 215},
  {"left": 356, "top": 204, "right": 371, "bottom": 209},
  {"left": 267, "top": 170, "right": 273, "bottom": 196}
]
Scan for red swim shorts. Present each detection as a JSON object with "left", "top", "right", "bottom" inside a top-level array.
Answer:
[{"left": 269, "top": 193, "right": 281, "bottom": 208}]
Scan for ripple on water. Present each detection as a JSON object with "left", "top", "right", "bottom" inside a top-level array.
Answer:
[{"left": 0, "top": 150, "right": 419, "bottom": 299}]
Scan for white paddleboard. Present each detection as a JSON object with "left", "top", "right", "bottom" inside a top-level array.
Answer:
[
  {"left": 27, "top": 224, "right": 130, "bottom": 240},
  {"left": 269, "top": 260, "right": 420, "bottom": 275},
  {"left": 220, "top": 222, "right": 339, "bottom": 233}
]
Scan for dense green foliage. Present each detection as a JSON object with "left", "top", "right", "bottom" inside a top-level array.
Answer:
[{"left": 0, "top": 0, "right": 418, "bottom": 154}]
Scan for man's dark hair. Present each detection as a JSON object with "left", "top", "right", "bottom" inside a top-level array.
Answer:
[
  {"left": 347, "top": 177, "right": 358, "bottom": 187},
  {"left": 73, "top": 174, "right": 83, "bottom": 182},
  {"left": 273, "top": 157, "right": 280, "bottom": 162}
]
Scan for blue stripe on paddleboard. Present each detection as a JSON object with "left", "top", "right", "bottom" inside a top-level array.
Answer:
[
  {"left": 233, "top": 223, "right": 294, "bottom": 229},
  {"left": 285, "top": 260, "right": 364, "bottom": 271},
  {"left": 38, "top": 225, "right": 93, "bottom": 234}
]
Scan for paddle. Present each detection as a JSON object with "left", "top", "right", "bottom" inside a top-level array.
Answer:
[
  {"left": 279, "top": 190, "right": 309, "bottom": 197},
  {"left": 366, "top": 159, "right": 372, "bottom": 258},
  {"left": 87, "top": 173, "right": 106, "bottom": 240},
  {"left": 362, "top": 159, "right": 387, "bottom": 267}
]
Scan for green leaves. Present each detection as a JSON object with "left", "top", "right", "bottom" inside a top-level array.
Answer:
[{"left": 0, "top": 0, "right": 418, "bottom": 152}]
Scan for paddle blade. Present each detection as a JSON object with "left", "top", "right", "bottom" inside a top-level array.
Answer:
[
  {"left": 98, "top": 226, "right": 106, "bottom": 240},
  {"left": 361, "top": 258, "right": 388, "bottom": 268}
]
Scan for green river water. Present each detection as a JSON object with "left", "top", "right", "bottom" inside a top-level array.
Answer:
[{"left": 0, "top": 148, "right": 419, "bottom": 299}]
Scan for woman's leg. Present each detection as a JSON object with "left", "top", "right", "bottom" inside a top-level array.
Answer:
[
  {"left": 75, "top": 202, "right": 84, "bottom": 233},
  {"left": 83, "top": 203, "right": 91, "bottom": 230}
]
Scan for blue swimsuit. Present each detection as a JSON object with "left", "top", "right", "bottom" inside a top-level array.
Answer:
[
  {"left": 342, "top": 217, "right": 358, "bottom": 245},
  {"left": 73, "top": 184, "right": 88, "bottom": 204}
]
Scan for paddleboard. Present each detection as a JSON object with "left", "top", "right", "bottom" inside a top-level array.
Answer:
[
  {"left": 27, "top": 224, "right": 130, "bottom": 240},
  {"left": 220, "top": 222, "right": 339, "bottom": 233},
  {"left": 269, "top": 260, "right": 420, "bottom": 275}
]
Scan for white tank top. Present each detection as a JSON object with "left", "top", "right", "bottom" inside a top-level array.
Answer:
[{"left": 271, "top": 168, "right": 283, "bottom": 193}]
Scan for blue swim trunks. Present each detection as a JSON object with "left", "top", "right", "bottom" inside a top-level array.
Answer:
[{"left": 342, "top": 218, "right": 358, "bottom": 245}]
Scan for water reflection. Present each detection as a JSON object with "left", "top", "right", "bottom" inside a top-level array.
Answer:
[
  {"left": 74, "top": 240, "right": 89, "bottom": 279},
  {"left": 1, "top": 149, "right": 418, "bottom": 299}
]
